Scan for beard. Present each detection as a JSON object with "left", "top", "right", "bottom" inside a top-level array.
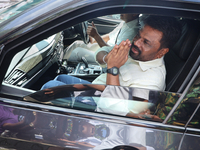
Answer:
[{"left": 129, "top": 43, "right": 142, "bottom": 60}]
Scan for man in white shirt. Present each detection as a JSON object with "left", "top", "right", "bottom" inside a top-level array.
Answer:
[
  {"left": 64, "top": 14, "right": 139, "bottom": 63},
  {"left": 94, "top": 15, "right": 181, "bottom": 91},
  {"left": 41, "top": 15, "right": 182, "bottom": 116},
  {"left": 88, "top": 15, "right": 181, "bottom": 116}
]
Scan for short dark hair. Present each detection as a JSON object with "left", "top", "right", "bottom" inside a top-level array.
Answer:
[{"left": 140, "top": 15, "right": 182, "bottom": 49}]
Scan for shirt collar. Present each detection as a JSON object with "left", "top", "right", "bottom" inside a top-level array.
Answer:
[{"left": 128, "top": 57, "right": 165, "bottom": 71}]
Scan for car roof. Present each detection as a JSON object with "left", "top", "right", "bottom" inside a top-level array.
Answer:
[
  {"left": 0, "top": 0, "right": 47, "bottom": 24},
  {"left": 0, "top": 0, "right": 200, "bottom": 46}
]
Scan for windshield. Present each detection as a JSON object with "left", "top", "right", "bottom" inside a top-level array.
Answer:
[{"left": 0, "top": 0, "right": 46, "bottom": 24}]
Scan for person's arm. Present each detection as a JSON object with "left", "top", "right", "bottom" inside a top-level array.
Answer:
[
  {"left": 72, "top": 84, "right": 106, "bottom": 92},
  {"left": 96, "top": 51, "right": 108, "bottom": 65},
  {"left": 87, "top": 22, "right": 109, "bottom": 47},
  {"left": 106, "top": 39, "right": 131, "bottom": 86}
]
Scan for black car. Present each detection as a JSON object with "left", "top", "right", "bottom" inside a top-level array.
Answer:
[{"left": 0, "top": 0, "right": 200, "bottom": 149}]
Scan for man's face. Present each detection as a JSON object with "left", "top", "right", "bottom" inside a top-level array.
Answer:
[{"left": 129, "top": 25, "right": 168, "bottom": 61}]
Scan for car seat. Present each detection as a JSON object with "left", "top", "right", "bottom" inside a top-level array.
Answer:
[{"left": 164, "top": 18, "right": 200, "bottom": 92}]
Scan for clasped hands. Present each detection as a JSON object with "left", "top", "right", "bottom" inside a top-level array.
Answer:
[{"left": 105, "top": 39, "right": 131, "bottom": 69}]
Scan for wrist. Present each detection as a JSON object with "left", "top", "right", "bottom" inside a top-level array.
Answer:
[{"left": 107, "top": 66, "right": 119, "bottom": 76}]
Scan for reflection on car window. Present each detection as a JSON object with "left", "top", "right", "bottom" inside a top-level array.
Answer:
[
  {"left": 22, "top": 34, "right": 56, "bottom": 60},
  {"left": 4, "top": 14, "right": 140, "bottom": 91},
  {"left": 166, "top": 71, "right": 200, "bottom": 127},
  {"left": 4, "top": 33, "right": 62, "bottom": 87},
  {"left": 23, "top": 84, "right": 181, "bottom": 123},
  {"left": 0, "top": 104, "right": 147, "bottom": 149},
  {"left": 4, "top": 14, "right": 191, "bottom": 125},
  {"left": 101, "top": 14, "right": 121, "bottom": 20},
  {"left": 181, "top": 72, "right": 200, "bottom": 128},
  {"left": 0, "top": 0, "right": 45, "bottom": 24}
]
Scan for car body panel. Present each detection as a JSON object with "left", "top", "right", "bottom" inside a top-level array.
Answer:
[
  {"left": 0, "top": 103, "right": 184, "bottom": 150},
  {"left": 0, "top": 82, "right": 196, "bottom": 149},
  {"left": 0, "top": 0, "right": 200, "bottom": 149}
]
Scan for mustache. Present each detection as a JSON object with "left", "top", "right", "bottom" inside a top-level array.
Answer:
[{"left": 131, "top": 44, "right": 141, "bottom": 54}]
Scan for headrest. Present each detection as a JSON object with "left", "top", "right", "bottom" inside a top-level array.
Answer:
[{"left": 172, "top": 19, "right": 200, "bottom": 60}]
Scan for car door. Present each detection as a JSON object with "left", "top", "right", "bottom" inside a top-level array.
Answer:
[
  {"left": 173, "top": 66, "right": 200, "bottom": 150},
  {"left": 0, "top": 0, "right": 200, "bottom": 149},
  {"left": 0, "top": 86, "right": 185, "bottom": 150}
]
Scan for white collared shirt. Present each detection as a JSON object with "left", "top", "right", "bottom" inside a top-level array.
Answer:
[{"left": 93, "top": 46, "right": 166, "bottom": 91}]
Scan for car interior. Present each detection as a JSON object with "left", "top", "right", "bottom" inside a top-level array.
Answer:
[
  {"left": 1, "top": 1, "right": 200, "bottom": 149},
  {"left": 2, "top": 14, "right": 200, "bottom": 105},
  {"left": 164, "top": 18, "right": 200, "bottom": 92}
]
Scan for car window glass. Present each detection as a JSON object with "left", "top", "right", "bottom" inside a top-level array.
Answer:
[
  {"left": 3, "top": 14, "right": 133, "bottom": 90},
  {"left": 166, "top": 70, "right": 200, "bottom": 127},
  {"left": 0, "top": 0, "right": 46, "bottom": 24},
  {"left": 3, "top": 14, "right": 196, "bottom": 125},
  {"left": 4, "top": 33, "right": 62, "bottom": 87},
  {"left": 101, "top": 14, "right": 121, "bottom": 20},
  {"left": 0, "top": 103, "right": 149, "bottom": 149},
  {"left": 23, "top": 84, "right": 181, "bottom": 123},
  {"left": 23, "top": 34, "right": 56, "bottom": 59},
  {"left": 182, "top": 71, "right": 200, "bottom": 128}
]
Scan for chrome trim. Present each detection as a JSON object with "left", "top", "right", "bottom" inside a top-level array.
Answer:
[
  {"left": 186, "top": 127, "right": 200, "bottom": 133},
  {"left": 183, "top": 131, "right": 200, "bottom": 137},
  {"left": 178, "top": 132, "right": 186, "bottom": 150},
  {"left": 178, "top": 56, "right": 200, "bottom": 93},
  {"left": 185, "top": 102, "right": 200, "bottom": 128},
  {"left": 163, "top": 66, "right": 200, "bottom": 124},
  {"left": 0, "top": 44, "right": 4, "bottom": 55}
]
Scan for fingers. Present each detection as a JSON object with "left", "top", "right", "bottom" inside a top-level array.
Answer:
[
  {"left": 108, "top": 39, "right": 130, "bottom": 58},
  {"left": 113, "top": 44, "right": 119, "bottom": 54},
  {"left": 106, "top": 39, "right": 131, "bottom": 67},
  {"left": 86, "top": 27, "right": 91, "bottom": 34},
  {"left": 118, "top": 39, "right": 131, "bottom": 48},
  {"left": 92, "top": 21, "right": 95, "bottom": 27},
  {"left": 116, "top": 40, "right": 131, "bottom": 62},
  {"left": 118, "top": 39, "right": 131, "bottom": 54},
  {"left": 87, "top": 22, "right": 97, "bottom": 37},
  {"left": 89, "top": 36, "right": 93, "bottom": 43}
]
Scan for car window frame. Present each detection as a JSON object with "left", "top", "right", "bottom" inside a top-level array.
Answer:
[
  {"left": 0, "top": 0, "right": 199, "bottom": 132},
  {"left": 163, "top": 64, "right": 200, "bottom": 125}
]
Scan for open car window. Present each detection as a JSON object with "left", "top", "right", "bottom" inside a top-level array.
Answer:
[{"left": 2, "top": 14, "right": 129, "bottom": 90}]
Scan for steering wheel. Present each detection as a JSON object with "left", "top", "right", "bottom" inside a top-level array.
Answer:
[{"left": 74, "top": 21, "right": 90, "bottom": 44}]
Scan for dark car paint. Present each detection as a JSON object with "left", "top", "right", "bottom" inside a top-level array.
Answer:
[
  {"left": 0, "top": 102, "right": 184, "bottom": 150},
  {"left": 0, "top": 0, "right": 200, "bottom": 149}
]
